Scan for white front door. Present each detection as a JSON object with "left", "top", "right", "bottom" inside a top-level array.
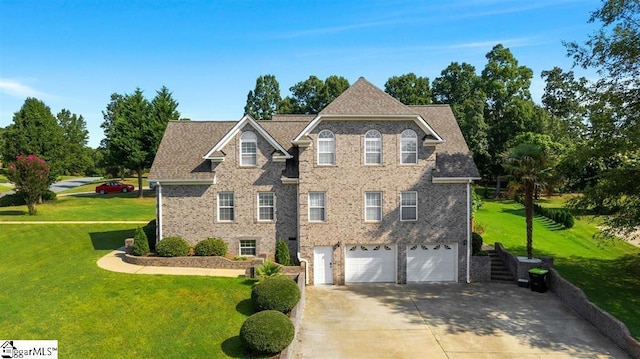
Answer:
[{"left": 313, "top": 246, "right": 333, "bottom": 285}]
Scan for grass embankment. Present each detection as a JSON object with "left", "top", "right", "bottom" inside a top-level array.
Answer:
[{"left": 476, "top": 199, "right": 640, "bottom": 339}]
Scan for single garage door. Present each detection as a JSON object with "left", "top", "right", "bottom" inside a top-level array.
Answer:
[
  {"left": 345, "top": 244, "right": 396, "bottom": 283},
  {"left": 407, "top": 244, "right": 457, "bottom": 282}
]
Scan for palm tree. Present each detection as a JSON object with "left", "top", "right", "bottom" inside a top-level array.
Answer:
[{"left": 502, "top": 143, "right": 553, "bottom": 259}]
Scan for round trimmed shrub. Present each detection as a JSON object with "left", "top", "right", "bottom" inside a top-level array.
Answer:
[
  {"left": 194, "top": 237, "right": 227, "bottom": 256},
  {"left": 156, "top": 236, "right": 190, "bottom": 257},
  {"left": 251, "top": 276, "right": 300, "bottom": 313},
  {"left": 240, "top": 310, "right": 294, "bottom": 355},
  {"left": 41, "top": 190, "right": 56, "bottom": 201}
]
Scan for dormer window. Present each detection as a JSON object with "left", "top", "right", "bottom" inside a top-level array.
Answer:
[
  {"left": 317, "top": 130, "right": 335, "bottom": 165},
  {"left": 364, "top": 130, "right": 382, "bottom": 165},
  {"left": 400, "top": 129, "right": 417, "bottom": 164},
  {"left": 240, "top": 131, "right": 257, "bottom": 166}
]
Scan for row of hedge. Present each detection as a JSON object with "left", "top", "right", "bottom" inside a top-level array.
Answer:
[
  {"left": 241, "top": 276, "right": 300, "bottom": 355},
  {"left": 132, "top": 233, "right": 228, "bottom": 257},
  {"left": 515, "top": 196, "right": 575, "bottom": 228}
]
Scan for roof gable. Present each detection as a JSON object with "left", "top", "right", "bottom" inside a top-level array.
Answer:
[
  {"left": 294, "top": 77, "right": 444, "bottom": 143},
  {"left": 203, "top": 114, "right": 293, "bottom": 159}
]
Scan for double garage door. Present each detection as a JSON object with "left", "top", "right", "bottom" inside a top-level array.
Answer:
[{"left": 344, "top": 243, "right": 457, "bottom": 283}]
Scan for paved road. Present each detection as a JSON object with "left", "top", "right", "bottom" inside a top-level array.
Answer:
[{"left": 0, "top": 176, "right": 102, "bottom": 197}]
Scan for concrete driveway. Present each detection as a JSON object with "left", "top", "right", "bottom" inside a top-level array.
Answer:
[{"left": 293, "top": 283, "right": 629, "bottom": 358}]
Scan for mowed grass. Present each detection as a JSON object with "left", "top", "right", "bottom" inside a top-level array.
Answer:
[
  {"left": 0, "top": 193, "right": 155, "bottom": 221},
  {"left": 476, "top": 199, "right": 640, "bottom": 339},
  {"left": 0, "top": 224, "right": 257, "bottom": 358}
]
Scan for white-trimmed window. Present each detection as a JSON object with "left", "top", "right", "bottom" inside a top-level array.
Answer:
[
  {"left": 308, "top": 192, "right": 326, "bottom": 222},
  {"left": 240, "top": 131, "right": 257, "bottom": 166},
  {"left": 317, "top": 130, "right": 335, "bottom": 165},
  {"left": 240, "top": 240, "right": 256, "bottom": 256},
  {"left": 218, "top": 192, "right": 235, "bottom": 221},
  {"left": 400, "top": 129, "right": 418, "bottom": 164},
  {"left": 364, "top": 130, "right": 382, "bottom": 165},
  {"left": 365, "top": 192, "right": 382, "bottom": 221},
  {"left": 258, "top": 192, "right": 275, "bottom": 221},
  {"left": 400, "top": 191, "right": 418, "bottom": 221}
]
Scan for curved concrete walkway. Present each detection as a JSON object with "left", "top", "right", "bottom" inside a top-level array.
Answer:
[{"left": 97, "top": 247, "right": 246, "bottom": 278}]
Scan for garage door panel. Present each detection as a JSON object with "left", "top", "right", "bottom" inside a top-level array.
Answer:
[
  {"left": 345, "top": 245, "right": 396, "bottom": 283},
  {"left": 407, "top": 244, "right": 457, "bottom": 282}
]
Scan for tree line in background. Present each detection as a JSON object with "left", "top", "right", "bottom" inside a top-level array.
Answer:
[{"left": 0, "top": 0, "right": 637, "bottom": 233}]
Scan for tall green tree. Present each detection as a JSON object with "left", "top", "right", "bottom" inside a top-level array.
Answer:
[
  {"left": 1, "top": 98, "right": 64, "bottom": 183},
  {"left": 541, "top": 67, "right": 588, "bottom": 141},
  {"left": 503, "top": 143, "right": 553, "bottom": 259},
  {"left": 281, "top": 75, "right": 349, "bottom": 114},
  {"left": 245, "top": 75, "right": 281, "bottom": 120},
  {"left": 432, "top": 62, "right": 490, "bottom": 176},
  {"left": 481, "top": 44, "right": 538, "bottom": 180},
  {"left": 565, "top": 0, "right": 640, "bottom": 233},
  {"left": 384, "top": 73, "right": 432, "bottom": 105},
  {"left": 150, "top": 86, "right": 181, "bottom": 153},
  {"left": 57, "top": 109, "right": 92, "bottom": 175}
]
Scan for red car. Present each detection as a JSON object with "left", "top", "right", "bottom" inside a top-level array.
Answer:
[{"left": 95, "top": 181, "right": 135, "bottom": 194}]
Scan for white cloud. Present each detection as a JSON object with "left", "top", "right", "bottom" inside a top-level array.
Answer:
[{"left": 0, "top": 78, "right": 50, "bottom": 99}]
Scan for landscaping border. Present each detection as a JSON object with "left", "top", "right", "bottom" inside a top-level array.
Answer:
[
  {"left": 279, "top": 268, "right": 306, "bottom": 359},
  {"left": 123, "top": 253, "right": 263, "bottom": 270}
]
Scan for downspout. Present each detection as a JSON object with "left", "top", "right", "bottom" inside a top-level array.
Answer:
[
  {"left": 466, "top": 180, "right": 472, "bottom": 283},
  {"left": 295, "top": 182, "right": 309, "bottom": 284},
  {"left": 157, "top": 183, "right": 163, "bottom": 243}
]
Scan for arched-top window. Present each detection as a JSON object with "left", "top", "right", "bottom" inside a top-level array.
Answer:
[
  {"left": 400, "top": 129, "right": 417, "bottom": 164},
  {"left": 240, "top": 131, "right": 257, "bottom": 166},
  {"left": 317, "top": 130, "right": 335, "bottom": 165},
  {"left": 364, "top": 130, "right": 382, "bottom": 165}
]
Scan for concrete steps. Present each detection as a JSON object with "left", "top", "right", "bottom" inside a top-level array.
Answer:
[{"left": 488, "top": 250, "right": 515, "bottom": 283}]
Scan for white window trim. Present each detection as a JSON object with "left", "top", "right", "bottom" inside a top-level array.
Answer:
[
  {"left": 240, "top": 131, "right": 257, "bottom": 167},
  {"left": 257, "top": 192, "right": 275, "bottom": 222},
  {"left": 400, "top": 129, "right": 418, "bottom": 165},
  {"left": 239, "top": 239, "right": 256, "bottom": 256},
  {"left": 400, "top": 191, "right": 418, "bottom": 222},
  {"left": 217, "top": 192, "right": 235, "bottom": 222},
  {"left": 364, "top": 191, "right": 382, "bottom": 222},
  {"left": 317, "top": 130, "right": 335, "bottom": 166},
  {"left": 308, "top": 192, "right": 326, "bottom": 222},
  {"left": 364, "top": 130, "right": 382, "bottom": 165}
]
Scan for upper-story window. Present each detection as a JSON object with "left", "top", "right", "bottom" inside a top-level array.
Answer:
[
  {"left": 257, "top": 192, "right": 275, "bottom": 221},
  {"left": 400, "top": 129, "right": 418, "bottom": 164},
  {"left": 364, "top": 191, "right": 382, "bottom": 221},
  {"left": 308, "top": 192, "right": 326, "bottom": 222},
  {"left": 240, "top": 131, "right": 257, "bottom": 166},
  {"left": 400, "top": 191, "right": 418, "bottom": 221},
  {"left": 317, "top": 130, "right": 335, "bottom": 165},
  {"left": 364, "top": 130, "right": 382, "bottom": 165}
]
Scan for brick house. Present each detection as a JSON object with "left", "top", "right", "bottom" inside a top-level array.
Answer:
[{"left": 148, "top": 77, "right": 480, "bottom": 285}]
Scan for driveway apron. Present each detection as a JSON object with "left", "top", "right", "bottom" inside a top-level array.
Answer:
[{"left": 293, "top": 283, "right": 629, "bottom": 358}]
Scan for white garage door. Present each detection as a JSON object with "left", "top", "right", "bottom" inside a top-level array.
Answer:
[
  {"left": 345, "top": 244, "right": 396, "bottom": 283},
  {"left": 407, "top": 244, "right": 457, "bottom": 282}
]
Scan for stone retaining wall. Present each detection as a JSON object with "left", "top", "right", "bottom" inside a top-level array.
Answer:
[
  {"left": 124, "top": 253, "right": 263, "bottom": 269},
  {"left": 548, "top": 268, "right": 640, "bottom": 358},
  {"left": 470, "top": 255, "right": 491, "bottom": 282},
  {"left": 280, "top": 267, "right": 306, "bottom": 359}
]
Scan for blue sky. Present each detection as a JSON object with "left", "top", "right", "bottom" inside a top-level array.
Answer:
[{"left": 0, "top": 0, "right": 600, "bottom": 148}]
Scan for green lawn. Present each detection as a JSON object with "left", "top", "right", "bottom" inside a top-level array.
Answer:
[
  {"left": 476, "top": 199, "right": 640, "bottom": 339},
  {"left": 0, "top": 224, "right": 255, "bottom": 358},
  {"left": 0, "top": 193, "right": 155, "bottom": 221}
]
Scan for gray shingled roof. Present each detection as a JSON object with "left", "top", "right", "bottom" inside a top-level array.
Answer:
[
  {"left": 320, "top": 77, "right": 415, "bottom": 115},
  {"left": 149, "top": 121, "right": 235, "bottom": 181},
  {"left": 410, "top": 105, "right": 480, "bottom": 178}
]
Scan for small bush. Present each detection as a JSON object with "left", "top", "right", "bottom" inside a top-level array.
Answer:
[
  {"left": 132, "top": 227, "right": 150, "bottom": 256},
  {"left": 0, "top": 193, "right": 25, "bottom": 207},
  {"left": 472, "top": 232, "right": 483, "bottom": 255},
  {"left": 251, "top": 275, "right": 300, "bottom": 313},
  {"left": 156, "top": 236, "right": 190, "bottom": 257},
  {"left": 41, "top": 190, "right": 56, "bottom": 201},
  {"left": 275, "top": 238, "right": 291, "bottom": 265},
  {"left": 194, "top": 237, "right": 227, "bottom": 256},
  {"left": 233, "top": 256, "right": 248, "bottom": 261},
  {"left": 256, "top": 260, "right": 282, "bottom": 278},
  {"left": 240, "top": 310, "right": 294, "bottom": 355},
  {"left": 143, "top": 220, "right": 157, "bottom": 251}
]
